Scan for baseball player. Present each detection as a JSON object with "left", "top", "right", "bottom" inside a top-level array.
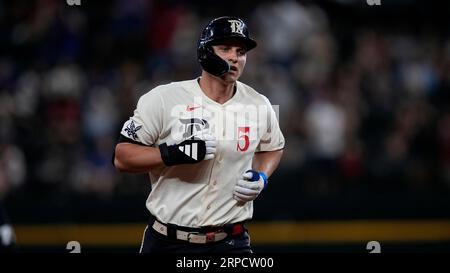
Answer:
[{"left": 114, "top": 16, "right": 285, "bottom": 253}]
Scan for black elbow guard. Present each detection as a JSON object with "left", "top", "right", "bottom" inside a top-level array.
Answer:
[{"left": 159, "top": 139, "right": 206, "bottom": 166}]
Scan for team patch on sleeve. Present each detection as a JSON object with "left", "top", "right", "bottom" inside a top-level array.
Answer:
[{"left": 121, "top": 120, "right": 143, "bottom": 142}]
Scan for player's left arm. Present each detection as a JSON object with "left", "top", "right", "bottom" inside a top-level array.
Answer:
[
  {"left": 233, "top": 149, "right": 284, "bottom": 203},
  {"left": 252, "top": 96, "right": 285, "bottom": 179},
  {"left": 233, "top": 96, "right": 285, "bottom": 203},
  {"left": 252, "top": 149, "right": 284, "bottom": 178}
]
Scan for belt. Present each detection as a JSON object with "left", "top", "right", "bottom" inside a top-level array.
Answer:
[{"left": 152, "top": 220, "right": 244, "bottom": 244}]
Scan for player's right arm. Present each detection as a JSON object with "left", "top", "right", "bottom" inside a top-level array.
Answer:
[
  {"left": 113, "top": 87, "right": 216, "bottom": 173},
  {"left": 113, "top": 89, "right": 166, "bottom": 173},
  {"left": 114, "top": 132, "right": 216, "bottom": 172},
  {"left": 114, "top": 143, "right": 164, "bottom": 173}
]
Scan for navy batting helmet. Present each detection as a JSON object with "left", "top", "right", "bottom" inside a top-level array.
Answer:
[{"left": 197, "top": 16, "right": 257, "bottom": 76}]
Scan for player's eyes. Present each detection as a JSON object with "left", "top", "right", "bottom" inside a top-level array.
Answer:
[{"left": 217, "top": 46, "right": 246, "bottom": 56}]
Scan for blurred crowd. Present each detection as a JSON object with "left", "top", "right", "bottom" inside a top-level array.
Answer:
[{"left": 1, "top": 0, "right": 449, "bottom": 199}]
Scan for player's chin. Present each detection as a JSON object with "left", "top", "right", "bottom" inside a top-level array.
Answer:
[{"left": 221, "top": 72, "right": 240, "bottom": 83}]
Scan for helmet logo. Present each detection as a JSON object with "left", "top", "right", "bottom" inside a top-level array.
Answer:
[{"left": 228, "top": 19, "right": 244, "bottom": 35}]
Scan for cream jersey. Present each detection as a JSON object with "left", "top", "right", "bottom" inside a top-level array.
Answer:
[{"left": 120, "top": 78, "right": 285, "bottom": 227}]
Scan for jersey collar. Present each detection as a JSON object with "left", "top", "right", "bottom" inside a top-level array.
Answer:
[{"left": 192, "top": 77, "right": 242, "bottom": 107}]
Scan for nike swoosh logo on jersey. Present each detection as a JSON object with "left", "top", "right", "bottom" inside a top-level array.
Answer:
[
  {"left": 186, "top": 105, "right": 201, "bottom": 111},
  {"left": 178, "top": 142, "right": 198, "bottom": 160}
]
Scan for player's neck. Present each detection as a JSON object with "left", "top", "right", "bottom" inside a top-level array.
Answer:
[{"left": 198, "top": 73, "right": 236, "bottom": 105}]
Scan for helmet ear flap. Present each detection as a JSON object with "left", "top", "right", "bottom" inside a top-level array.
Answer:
[{"left": 197, "top": 42, "right": 230, "bottom": 77}]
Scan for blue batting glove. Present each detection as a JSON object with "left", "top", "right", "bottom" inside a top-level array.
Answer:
[{"left": 233, "top": 170, "right": 268, "bottom": 203}]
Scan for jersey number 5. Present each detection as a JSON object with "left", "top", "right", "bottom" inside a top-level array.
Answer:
[{"left": 237, "top": 127, "right": 250, "bottom": 152}]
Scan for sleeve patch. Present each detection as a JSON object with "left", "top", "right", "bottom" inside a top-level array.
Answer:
[{"left": 122, "top": 120, "right": 142, "bottom": 141}]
